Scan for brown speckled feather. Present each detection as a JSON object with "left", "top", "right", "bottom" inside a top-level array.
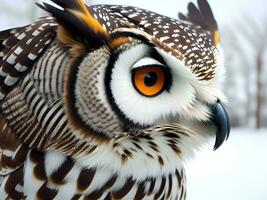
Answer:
[
  {"left": 0, "top": 114, "right": 28, "bottom": 176},
  {"left": 0, "top": 0, "right": 223, "bottom": 199},
  {"left": 0, "top": 17, "right": 57, "bottom": 101}
]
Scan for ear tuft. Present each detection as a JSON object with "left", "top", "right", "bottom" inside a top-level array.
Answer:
[
  {"left": 178, "top": 0, "right": 219, "bottom": 47},
  {"left": 38, "top": 0, "right": 109, "bottom": 48}
]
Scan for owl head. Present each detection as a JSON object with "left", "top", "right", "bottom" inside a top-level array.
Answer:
[{"left": 40, "top": 0, "right": 230, "bottom": 152}]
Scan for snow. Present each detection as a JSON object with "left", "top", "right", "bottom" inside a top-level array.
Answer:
[{"left": 186, "top": 129, "right": 267, "bottom": 200}]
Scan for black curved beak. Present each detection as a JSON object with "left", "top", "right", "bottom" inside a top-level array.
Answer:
[{"left": 210, "top": 100, "right": 231, "bottom": 150}]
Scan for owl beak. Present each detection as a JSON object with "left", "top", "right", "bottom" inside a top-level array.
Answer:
[{"left": 210, "top": 100, "right": 230, "bottom": 150}]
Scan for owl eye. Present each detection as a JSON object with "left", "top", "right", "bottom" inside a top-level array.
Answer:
[{"left": 132, "top": 66, "right": 167, "bottom": 97}]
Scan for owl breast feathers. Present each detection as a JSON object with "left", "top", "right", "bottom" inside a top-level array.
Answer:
[{"left": 0, "top": 0, "right": 230, "bottom": 199}]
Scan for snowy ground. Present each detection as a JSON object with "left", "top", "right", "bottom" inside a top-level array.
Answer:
[{"left": 185, "top": 129, "right": 267, "bottom": 200}]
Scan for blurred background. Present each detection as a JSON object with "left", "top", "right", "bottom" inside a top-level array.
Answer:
[{"left": 0, "top": 0, "right": 266, "bottom": 199}]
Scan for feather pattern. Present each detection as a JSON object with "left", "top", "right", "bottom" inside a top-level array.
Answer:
[
  {"left": 0, "top": 0, "right": 224, "bottom": 199},
  {"left": 38, "top": 0, "right": 108, "bottom": 48},
  {"left": 1, "top": 123, "right": 194, "bottom": 199},
  {"left": 0, "top": 114, "right": 28, "bottom": 176},
  {"left": 0, "top": 17, "right": 57, "bottom": 102},
  {"left": 94, "top": 4, "right": 219, "bottom": 81}
]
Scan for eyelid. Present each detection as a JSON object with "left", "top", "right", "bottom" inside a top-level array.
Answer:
[{"left": 132, "top": 57, "right": 165, "bottom": 69}]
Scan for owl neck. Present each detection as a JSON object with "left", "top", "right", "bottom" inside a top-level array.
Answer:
[{"left": 75, "top": 123, "right": 207, "bottom": 179}]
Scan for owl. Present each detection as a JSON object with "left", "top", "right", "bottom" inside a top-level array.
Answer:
[{"left": 0, "top": 0, "right": 230, "bottom": 199}]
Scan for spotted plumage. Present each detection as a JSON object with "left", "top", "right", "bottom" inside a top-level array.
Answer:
[{"left": 0, "top": 0, "right": 230, "bottom": 199}]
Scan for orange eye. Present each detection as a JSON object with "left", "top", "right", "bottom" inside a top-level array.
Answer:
[{"left": 132, "top": 66, "right": 167, "bottom": 97}]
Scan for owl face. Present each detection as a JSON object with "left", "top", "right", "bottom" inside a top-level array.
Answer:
[
  {"left": 41, "top": 0, "right": 230, "bottom": 150},
  {"left": 105, "top": 39, "right": 209, "bottom": 127}
]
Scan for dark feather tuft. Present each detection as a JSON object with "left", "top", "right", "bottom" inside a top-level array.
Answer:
[
  {"left": 39, "top": 0, "right": 108, "bottom": 48},
  {"left": 178, "top": 0, "right": 219, "bottom": 46}
]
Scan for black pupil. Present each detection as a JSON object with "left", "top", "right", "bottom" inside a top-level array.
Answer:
[{"left": 144, "top": 71, "right": 158, "bottom": 87}]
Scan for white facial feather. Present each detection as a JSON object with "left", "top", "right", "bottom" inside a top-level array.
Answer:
[
  {"left": 74, "top": 124, "right": 211, "bottom": 181},
  {"left": 111, "top": 44, "right": 196, "bottom": 126}
]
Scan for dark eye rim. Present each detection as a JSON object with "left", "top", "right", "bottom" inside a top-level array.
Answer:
[{"left": 131, "top": 64, "right": 172, "bottom": 97}]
